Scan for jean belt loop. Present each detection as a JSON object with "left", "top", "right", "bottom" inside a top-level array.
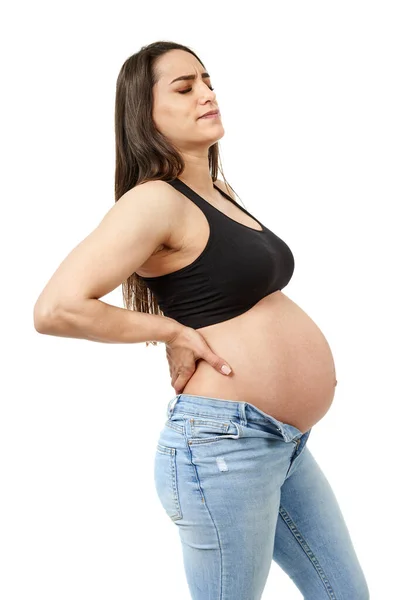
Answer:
[
  {"left": 239, "top": 402, "right": 247, "bottom": 427},
  {"left": 166, "top": 395, "right": 179, "bottom": 418}
]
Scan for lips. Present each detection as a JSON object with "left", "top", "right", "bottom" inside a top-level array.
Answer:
[{"left": 200, "top": 109, "right": 219, "bottom": 118}]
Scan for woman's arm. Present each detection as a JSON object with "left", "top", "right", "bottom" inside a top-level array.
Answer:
[{"left": 33, "top": 180, "right": 183, "bottom": 344}]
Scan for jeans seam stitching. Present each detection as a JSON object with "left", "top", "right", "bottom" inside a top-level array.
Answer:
[
  {"left": 278, "top": 504, "right": 337, "bottom": 599},
  {"left": 165, "top": 420, "right": 185, "bottom": 434},
  {"left": 173, "top": 410, "right": 237, "bottom": 421},
  {"left": 186, "top": 443, "right": 224, "bottom": 599},
  {"left": 156, "top": 444, "right": 183, "bottom": 521},
  {"left": 188, "top": 421, "right": 241, "bottom": 445}
]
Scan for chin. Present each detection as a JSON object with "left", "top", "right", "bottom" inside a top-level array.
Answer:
[{"left": 211, "top": 128, "right": 225, "bottom": 143}]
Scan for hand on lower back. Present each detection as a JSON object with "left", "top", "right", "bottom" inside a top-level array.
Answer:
[{"left": 165, "top": 325, "right": 233, "bottom": 394}]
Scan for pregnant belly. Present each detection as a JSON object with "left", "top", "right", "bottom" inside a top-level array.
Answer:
[{"left": 180, "top": 291, "right": 337, "bottom": 434}]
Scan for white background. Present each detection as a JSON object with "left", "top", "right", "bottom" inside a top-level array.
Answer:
[{"left": 1, "top": 1, "right": 398, "bottom": 598}]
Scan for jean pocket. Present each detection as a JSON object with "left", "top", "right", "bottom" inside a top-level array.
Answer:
[
  {"left": 187, "top": 416, "right": 240, "bottom": 445},
  {"left": 154, "top": 444, "right": 183, "bottom": 522},
  {"left": 165, "top": 418, "right": 185, "bottom": 435}
]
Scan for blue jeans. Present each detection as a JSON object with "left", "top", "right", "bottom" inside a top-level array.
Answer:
[{"left": 154, "top": 393, "right": 369, "bottom": 599}]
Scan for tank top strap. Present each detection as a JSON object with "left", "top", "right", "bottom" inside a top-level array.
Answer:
[
  {"left": 166, "top": 178, "right": 220, "bottom": 220},
  {"left": 166, "top": 178, "right": 265, "bottom": 233}
]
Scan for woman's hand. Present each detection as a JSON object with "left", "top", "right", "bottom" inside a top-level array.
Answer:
[{"left": 165, "top": 325, "right": 233, "bottom": 394}]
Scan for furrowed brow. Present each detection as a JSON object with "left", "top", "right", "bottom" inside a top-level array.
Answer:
[{"left": 169, "top": 72, "right": 210, "bottom": 85}]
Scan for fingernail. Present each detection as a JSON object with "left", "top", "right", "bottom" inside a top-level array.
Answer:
[{"left": 221, "top": 365, "right": 231, "bottom": 375}]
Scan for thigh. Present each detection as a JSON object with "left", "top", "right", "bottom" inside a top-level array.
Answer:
[
  {"left": 154, "top": 415, "right": 295, "bottom": 600},
  {"left": 273, "top": 447, "right": 370, "bottom": 599}
]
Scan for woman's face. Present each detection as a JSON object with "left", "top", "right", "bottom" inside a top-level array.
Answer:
[{"left": 152, "top": 49, "right": 224, "bottom": 151}]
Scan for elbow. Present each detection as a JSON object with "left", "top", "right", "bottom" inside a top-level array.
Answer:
[
  {"left": 33, "top": 299, "right": 89, "bottom": 337},
  {"left": 33, "top": 303, "right": 55, "bottom": 333},
  {"left": 33, "top": 295, "right": 77, "bottom": 334}
]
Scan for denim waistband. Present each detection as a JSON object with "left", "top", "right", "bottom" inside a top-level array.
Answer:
[{"left": 166, "top": 393, "right": 304, "bottom": 442}]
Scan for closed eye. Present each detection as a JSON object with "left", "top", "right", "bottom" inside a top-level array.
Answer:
[{"left": 178, "top": 86, "right": 215, "bottom": 94}]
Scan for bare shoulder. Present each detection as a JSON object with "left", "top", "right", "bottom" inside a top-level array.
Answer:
[
  {"left": 33, "top": 179, "right": 182, "bottom": 314},
  {"left": 118, "top": 178, "right": 181, "bottom": 237},
  {"left": 120, "top": 179, "right": 179, "bottom": 210}
]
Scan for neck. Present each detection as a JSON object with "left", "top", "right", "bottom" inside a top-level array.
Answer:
[{"left": 177, "top": 151, "right": 215, "bottom": 196}]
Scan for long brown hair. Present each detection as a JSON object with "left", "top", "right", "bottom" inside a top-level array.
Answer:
[{"left": 114, "top": 41, "right": 240, "bottom": 346}]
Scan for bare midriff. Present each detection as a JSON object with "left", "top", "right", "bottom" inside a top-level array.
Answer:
[
  {"left": 181, "top": 290, "right": 337, "bottom": 434},
  {"left": 137, "top": 180, "right": 337, "bottom": 434}
]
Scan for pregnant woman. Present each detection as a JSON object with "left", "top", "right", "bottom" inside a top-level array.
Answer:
[{"left": 33, "top": 41, "right": 369, "bottom": 599}]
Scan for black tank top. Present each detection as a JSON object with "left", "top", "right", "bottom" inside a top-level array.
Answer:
[{"left": 137, "top": 178, "right": 295, "bottom": 329}]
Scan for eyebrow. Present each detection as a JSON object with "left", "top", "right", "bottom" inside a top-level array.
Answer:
[{"left": 169, "top": 72, "right": 210, "bottom": 85}]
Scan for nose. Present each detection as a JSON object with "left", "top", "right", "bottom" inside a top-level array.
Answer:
[{"left": 201, "top": 83, "right": 216, "bottom": 99}]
